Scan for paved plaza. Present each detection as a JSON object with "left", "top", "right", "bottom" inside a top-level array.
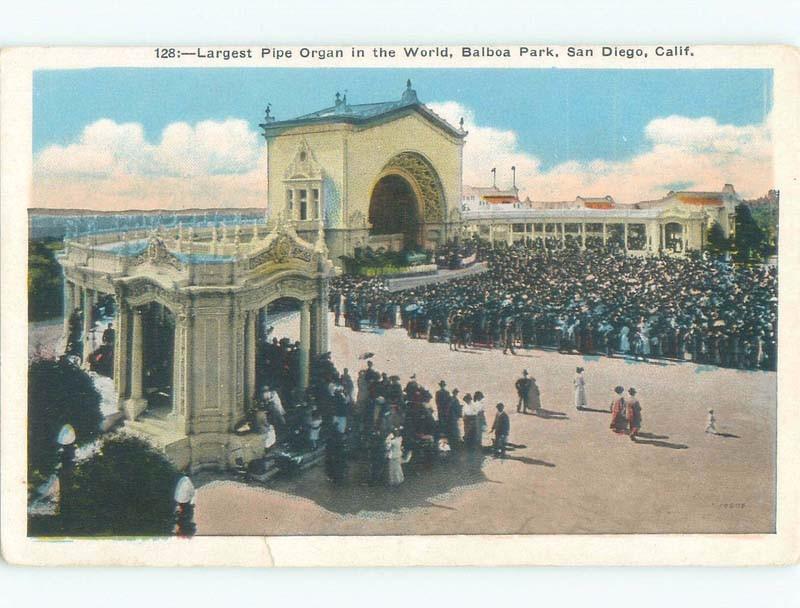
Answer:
[{"left": 194, "top": 313, "right": 776, "bottom": 536}]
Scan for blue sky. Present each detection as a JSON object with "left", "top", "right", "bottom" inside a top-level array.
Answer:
[
  {"left": 31, "top": 68, "right": 774, "bottom": 210},
  {"left": 33, "top": 68, "right": 772, "bottom": 171}
]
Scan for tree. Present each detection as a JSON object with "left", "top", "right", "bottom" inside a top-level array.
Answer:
[
  {"left": 28, "top": 357, "right": 103, "bottom": 489},
  {"left": 705, "top": 221, "right": 730, "bottom": 256},
  {"left": 55, "top": 435, "right": 181, "bottom": 536},
  {"left": 733, "top": 203, "right": 765, "bottom": 262},
  {"left": 28, "top": 239, "right": 64, "bottom": 321}
]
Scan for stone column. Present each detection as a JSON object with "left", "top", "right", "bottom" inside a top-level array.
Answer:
[
  {"left": 309, "top": 300, "right": 319, "bottom": 358},
  {"left": 245, "top": 310, "right": 257, "bottom": 408},
  {"left": 114, "top": 300, "right": 129, "bottom": 398},
  {"left": 62, "top": 280, "right": 72, "bottom": 344},
  {"left": 311, "top": 279, "right": 330, "bottom": 358},
  {"left": 123, "top": 307, "right": 147, "bottom": 420},
  {"left": 602, "top": 222, "right": 607, "bottom": 246},
  {"left": 660, "top": 223, "right": 666, "bottom": 251},
  {"left": 82, "top": 287, "right": 92, "bottom": 359},
  {"left": 299, "top": 300, "right": 311, "bottom": 392},
  {"left": 318, "top": 281, "right": 329, "bottom": 356},
  {"left": 623, "top": 223, "right": 629, "bottom": 253},
  {"left": 258, "top": 307, "right": 267, "bottom": 342},
  {"left": 171, "top": 313, "right": 185, "bottom": 419}
]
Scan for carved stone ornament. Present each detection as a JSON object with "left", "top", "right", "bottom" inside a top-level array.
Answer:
[
  {"left": 131, "top": 236, "right": 183, "bottom": 270},
  {"left": 284, "top": 139, "right": 323, "bottom": 180},
  {"left": 382, "top": 152, "right": 446, "bottom": 222},
  {"left": 249, "top": 230, "right": 315, "bottom": 270},
  {"left": 349, "top": 210, "right": 368, "bottom": 228}
]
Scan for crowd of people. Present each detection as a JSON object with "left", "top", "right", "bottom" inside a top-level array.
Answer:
[
  {"left": 330, "top": 239, "right": 778, "bottom": 371},
  {"left": 242, "top": 340, "right": 516, "bottom": 487}
]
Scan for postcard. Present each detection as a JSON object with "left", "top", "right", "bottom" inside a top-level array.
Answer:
[{"left": 1, "top": 45, "right": 799, "bottom": 566}]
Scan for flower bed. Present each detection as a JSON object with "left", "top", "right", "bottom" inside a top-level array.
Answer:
[{"left": 358, "top": 263, "right": 438, "bottom": 278}]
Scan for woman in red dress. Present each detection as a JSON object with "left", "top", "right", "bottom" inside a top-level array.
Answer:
[{"left": 609, "top": 385, "right": 628, "bottom": 434}]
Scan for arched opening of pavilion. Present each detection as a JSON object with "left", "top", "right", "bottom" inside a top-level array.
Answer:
[
  {"left": 369, "top": 174, "right": 421, "bottom": 250},
  {"left": 141, "top": 301, "right": 176, "bottom": 416}
]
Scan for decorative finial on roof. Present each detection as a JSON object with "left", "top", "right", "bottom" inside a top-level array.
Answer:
[
  {"left": 335, "top": 91, "right": 341, "bottom": 102},
  {"left": 459, "top": 116, "right": 464, "bottom": 130},
  {"left": 401, "top": 79, "right": 418, "bottom": 104},
  {"left": 264, "top": 103, "right": 275, "bottom": 123}
]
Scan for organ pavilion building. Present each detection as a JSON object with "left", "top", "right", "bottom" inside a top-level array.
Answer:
[{"left": 261, "top": 80, "right": 467, "bottom": 261}]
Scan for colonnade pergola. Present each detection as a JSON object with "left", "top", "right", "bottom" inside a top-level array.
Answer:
[
  {"left": 461, "top": 206, "right": 708, "bottom": 254},
  {"left": 59, "top": 218, "right": 334, "bottom": 471}
]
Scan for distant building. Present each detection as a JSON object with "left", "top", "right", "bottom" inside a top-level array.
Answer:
[
  {"left": 462, "top": 185, "right": 521, "bottom": 208},
  {"left": 461, "top": 184, "right": 742, "bottom": 254}
]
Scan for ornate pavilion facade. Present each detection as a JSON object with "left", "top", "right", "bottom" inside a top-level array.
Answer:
[{"left": 58, "top": 219, "right": 334, "bottom": 471}]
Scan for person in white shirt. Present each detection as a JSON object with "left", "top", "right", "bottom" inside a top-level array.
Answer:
[
  {"left": 706, "top": 409, "right": 717, "bottom": 434},
  {"left": 574, "top": 367, "right": 588, "bottom": 410}
]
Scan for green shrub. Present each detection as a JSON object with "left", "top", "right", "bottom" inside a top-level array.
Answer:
[
  {"left": 28, "top": 239, "right": 64, "bottom": 321},
  {"left": 55, "top": 435, "right": 180, "bottom": 537},
  {"left": 28, "top": 358, "right": 103, "bottom": 486}
]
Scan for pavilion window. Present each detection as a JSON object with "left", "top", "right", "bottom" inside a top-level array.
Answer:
[
  {"left": 299, "top": 189, "right": 308, "bottom": 220},
  {"left": 312, "top": 188, "right": 320, "bottom": 219}
]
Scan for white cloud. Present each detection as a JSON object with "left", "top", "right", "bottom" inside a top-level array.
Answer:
[
  {"left": 33, "top": 106, "right": 773, "bottom": 211},
  {"left": 35, "top": 118, "right": 262, "bottom": 179},
  {"left": 33, "top": 118, "right": 265, "bottom": 210},
  {"left": 429, "top": 101, "right": 773, "bottom": 202}
]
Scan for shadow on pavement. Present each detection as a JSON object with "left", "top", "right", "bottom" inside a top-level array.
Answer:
[
  {"left": 632, "top": 437, "right": 688, "bottom": 450},
  {"left": 578, "top": 406, "right": 611, "bottom": 414},
  {"left": 636, "top": 431, "right": 670, "bottom": 440},
  {"left": 713, "top": 432, "right": 741, "bottom": 439},
  {"left": 265, "top": 449, "right": 490, "bottom": 515},
  {"left": 505, "top": 455, "right": 556, "bottom": 467},
  {"left": 535, "top": 409, "right": 569, "bottom": 420}
]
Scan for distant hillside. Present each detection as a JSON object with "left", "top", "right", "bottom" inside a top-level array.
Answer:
[{"left": 28, "top": 207, "right": 265, "bottom": 216}]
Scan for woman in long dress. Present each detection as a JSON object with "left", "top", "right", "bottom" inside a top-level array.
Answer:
[
  {"left": 619, "top": 326, "right": 631, "bottom": 354},
  {"left": 610, "top": 386, "right": 628, "bottom": 434},
  {"left": 528, "top": 378, "right": 542, "bottom": 413},
  {"left": 385, "top": 428, "right": 410, "bottom": 486},
  {"left": 573, "top": 367, "right": 587, "bottom": 410}
]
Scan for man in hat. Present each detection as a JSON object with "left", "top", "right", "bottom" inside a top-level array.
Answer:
[
  {"left": 435, "top": 380, "right": 451, "bottom": 437},
  {"left": 515, "top": 370, "right": 533, "bottom": 413},
  {"left": 404, "top": 373, "right": 420, "bottom": 402},
  {"left": 448, "top": 388, "right": 463, "bottom": 448},
  {"left": 364, "top": 359, "right": 380, "bottom": 389},
  {"left": 341, "top": 367, "right": 355, "bottom": 404},
  {"left": 385, "top": 375, "right": 404, "bottom": 407},
  {"left": 331, "top": 386, "right": 349, "bottom": 434},
  {"left": 491, "top": 403, "right": 510, "bottom": 458}
]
